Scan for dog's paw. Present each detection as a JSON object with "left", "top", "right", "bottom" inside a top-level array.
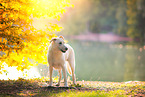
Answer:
[
  {"left": 55, "top": 84, "right": 60, "bottom": 86},
  {"left": 47, "top": 86, "right": 54, "bottom": 88},
  {"left": 64, "top": 85, "right": 69, "bottom": 87},
  {"left": 70, "top": 83, "right": 81, "bottom": 87}
]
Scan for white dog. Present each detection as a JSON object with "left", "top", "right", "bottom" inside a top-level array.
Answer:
[{"left": 47, "top": 36, "right": 76, "bottom": 87}]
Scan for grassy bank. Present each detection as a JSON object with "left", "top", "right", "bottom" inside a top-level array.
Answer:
[{"left": 0, "top": 78, "right": 145, "bottom": 97}]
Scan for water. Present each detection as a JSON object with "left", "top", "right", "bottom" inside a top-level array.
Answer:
[
  {"left": 68, "top": 40, "right": 145, "bottom": 82},
  {"left": 38, "top": 40, "right": 145, "bottom": 82}
]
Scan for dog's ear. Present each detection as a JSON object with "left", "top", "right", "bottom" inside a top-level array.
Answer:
[
  {"left": 50, "top": 38, "right": 57, "bottom": 43},
  {"left": 59, "top": 35, "right": 64, "bottom": 40}
]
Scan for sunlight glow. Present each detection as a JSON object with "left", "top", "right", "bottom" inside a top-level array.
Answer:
[
  {"left": 32, "top": 17, "right": 49, "bottom": 30},
  {"left": 0, "top": 62, "right": 41, "bottom": 80},
  {"left": 31, "top": 0, "right": 71, "bottom": 30}
]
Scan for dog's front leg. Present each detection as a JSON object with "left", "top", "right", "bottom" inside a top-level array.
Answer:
[
  {"left": 49, "top": 66, "right": 53, "bottom": 86},
  {"left": 62, "top": 66, "right": 68, "bottom": 87},
  {"left": 56, "top": 69, "right": 62, "bottom": 86}
]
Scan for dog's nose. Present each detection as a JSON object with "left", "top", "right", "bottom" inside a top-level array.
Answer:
[{"left": 65, "top": 47, "right": 68, "bottom": 51}]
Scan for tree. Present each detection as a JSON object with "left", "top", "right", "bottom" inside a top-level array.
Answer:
[
  {"left": 61, "top": 0, "right": 122, "bottom": 35},
  {"left": 115, "top": 0, "right": 127, "bottom": 36},
  {"left": 126, "top": 0, "right": 145, "bottom": 43},
  {"left": 0, "top": 0, "right": 72, "bottom": 71}
]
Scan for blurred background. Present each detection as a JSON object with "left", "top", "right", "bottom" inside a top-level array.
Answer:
[
  {"left": 1, "top": 0, "right": 145, "bottom": 82},
  {"left": 37, "top": 0, "right": 145, "bottom": 82}
]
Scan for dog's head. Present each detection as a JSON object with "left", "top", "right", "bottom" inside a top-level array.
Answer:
[{"left": 50, "top": 36, "right": 68, "bottom": 53}]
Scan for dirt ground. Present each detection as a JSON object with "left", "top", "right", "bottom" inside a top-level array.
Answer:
[
  {"left": 0, "top": 82, "right": 96, "bottom": 96},
  {"left": 0, "top": 80, "right": 145, "bottom": 97}
]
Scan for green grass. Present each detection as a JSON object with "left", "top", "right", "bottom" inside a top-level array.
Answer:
[
  {"left": 21, "top": 89, "right": 126, "bottom": 97},
  {"left": 50, "top": 90, "right": 127, "bottom": 97},
  {"left": 0, "top": 78, "right": 145, "bottom": 97}
]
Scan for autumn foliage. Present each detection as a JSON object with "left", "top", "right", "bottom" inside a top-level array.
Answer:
[{"left": 0, "top": 0, "right": 72, "bottom": 71}]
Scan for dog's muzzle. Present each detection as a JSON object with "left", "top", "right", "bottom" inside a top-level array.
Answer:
[{"left": 60, "top": 47, "right": 68, "bottom": 53}]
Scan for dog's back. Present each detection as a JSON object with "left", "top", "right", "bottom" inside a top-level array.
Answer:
[{"left": 64, "top": 44, "right": 75, "bottom": 75}]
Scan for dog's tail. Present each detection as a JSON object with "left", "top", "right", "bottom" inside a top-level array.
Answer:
[{"left": 66, "top": 62, "right": 72, "bottom": 76}]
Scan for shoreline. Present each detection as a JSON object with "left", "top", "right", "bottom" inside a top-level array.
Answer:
[{"left": 66, "top": 33, "right": 132, "bottom": 42}]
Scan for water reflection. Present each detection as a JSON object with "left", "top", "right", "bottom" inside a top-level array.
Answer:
[{"left": 68, "top": 40, "right": 145, "bottom": 82}]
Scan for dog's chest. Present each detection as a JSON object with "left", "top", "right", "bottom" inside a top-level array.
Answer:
[
  {"left": 48, "top": 51, "right": 65, "bottom": 69},
  {"left": 52, "top": 58, "right": 65, "bottom": 69},
  {"left": 52, "top": 62, "right": 62, "bottom": 69}
]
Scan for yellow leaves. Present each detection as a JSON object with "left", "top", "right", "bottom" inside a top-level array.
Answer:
[
  {"left": 1, "top": 0, "right": 72, "bottom": 72},
  {"left": 56, "top": 15, "right": 61, "bottom": 21},
  {"left": 20, "top": 37, "right": 49, "bottom": 65},
  {"left": 60, "top": 9, "right": 66, "bottom": 14},
  {"left": 0, "top": 61, "right": 5, "bottom": 70},
  {"left": 48, "top": 23, "right": 63, "bottom": 32}
]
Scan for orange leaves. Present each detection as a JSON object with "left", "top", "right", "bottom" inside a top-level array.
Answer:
[{"left": 1, "top": 38, "right": 7, "bottom": 43}]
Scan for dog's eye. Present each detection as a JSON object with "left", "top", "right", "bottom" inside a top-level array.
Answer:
[{"left": 59, "top": 42, "right": 62, "bottom": 45}]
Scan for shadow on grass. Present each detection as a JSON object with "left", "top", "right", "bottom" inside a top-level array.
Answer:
[
  {"left": 0, "top": 83, "right": 96, "bottom": 97},
  {"left": 0, "top": 79, "right": 145, "bottom": 97}
]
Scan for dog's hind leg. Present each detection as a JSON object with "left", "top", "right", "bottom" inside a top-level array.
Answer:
[
  {"left": 68, "top": 60, "right": 76, "bottom": 85},
  {"left": 56, "top": 69, "right": 62, "bottom": 86}
]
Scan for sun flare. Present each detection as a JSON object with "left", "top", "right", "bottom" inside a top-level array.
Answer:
[
  {"left": 0, "top": 62, "right": 41, "bottom": 80},
  {"left": 31, "top": 0, "right": 72, "bottom": 30}
]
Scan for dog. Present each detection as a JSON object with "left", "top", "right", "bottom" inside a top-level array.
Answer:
[{"left": 47, "top": 36, "right": 76, "bottom": 87}]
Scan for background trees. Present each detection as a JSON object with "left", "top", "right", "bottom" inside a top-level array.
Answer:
[
  {"left": 126, "top": 0, "right": 145, "bottom": 43},
  {"left": 61, "top": 0, "right": 145, "bottom": 43}
]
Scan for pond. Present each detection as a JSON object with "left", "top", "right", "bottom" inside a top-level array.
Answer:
[
  {"left": 68, "top": 40, "right": 145, "bottom": 82},
  {"left": 38, "top": 40, "right": 145, "bottom": 82}
]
